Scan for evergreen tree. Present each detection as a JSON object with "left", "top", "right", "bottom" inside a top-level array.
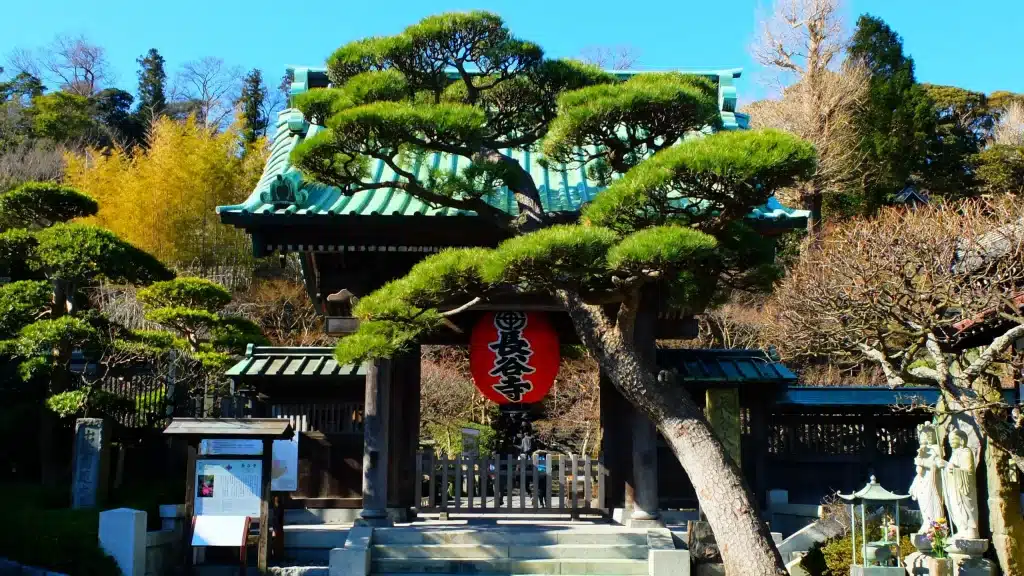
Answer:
[
  {"left": 921, "top": 84, "right": 994, "bottom": 199},
  {"left": 136, "top": 48, "right": 167, "bottom": 117},
  {"left": 848, "top": 15, "right": 936, "bottom": 208},
  {"left": 292, "top": 12, "right": 815, "bottom": 573},
  {"left": 238, "top": 69, "right": 268, "bottom": 144},
  {"left": 0, "top": 182, "right": 173, "bottom": 483},
  {"left": 92, "top": 88, "right": 144, "bottom": 147}
]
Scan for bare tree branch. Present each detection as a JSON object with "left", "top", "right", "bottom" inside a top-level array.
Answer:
[
  {"left": 172, "top": 57, "right": 243, "bottom": 130},
  {"left": 8, "top": 35, "right": 112, "bottom": 96},
  {"left": 579, "top": 45, "right": 641, "bottom": 70}
]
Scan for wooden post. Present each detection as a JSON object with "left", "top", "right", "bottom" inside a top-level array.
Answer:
[
  {"left": 750, "top": 398, "right": 768, "bottom": 512},
  {"left": 360, "top": 358, "right": 392, "bottom": 525},
  {"left": 600, "top": 369, "right": 632, "bottom": 512},
  {"left": 389, "top": 347, "right": 421, "bottom": 517},
  {"left": 628, "top": 286, "right": 660, "bottom": 525},
  {"left": 467, "top": 456, "right": 476, "bottom": 511},
  {"left": 630, "top": 412, "right": 660, "bottom": 523},
  {"left": 183, "top": 441, "right": 197, "bottom": 573},
  {"left": 506, "top": 455, "right": 514, "bottom": 511},
  {"left": 258, "top": 439, "right": 272, "bottom": 574}
]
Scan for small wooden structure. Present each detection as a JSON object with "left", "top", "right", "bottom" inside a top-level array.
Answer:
[{"left": 164, "top": 418, "right": 294, "bottom": 574}]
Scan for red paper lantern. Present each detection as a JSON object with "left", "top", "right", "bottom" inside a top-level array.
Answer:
[{"left": 469, "top": 311, "right": 560, "bottom": 404}]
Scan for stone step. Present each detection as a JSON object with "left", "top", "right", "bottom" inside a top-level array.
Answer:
[
  {"left": 281, "top": 548, "right": 332, "bottom": 565},
  {"left": 372, "top": 543, "right": 648, "bottom": 560},
  {"left": 370, "top": 557, "right": 648, "bottom": 575},
  {"left": 371, "top": 528, "right": 649, "bottom": 546},
  {"left": 284, "top": 527, "right": 350, "bottom": 549}
]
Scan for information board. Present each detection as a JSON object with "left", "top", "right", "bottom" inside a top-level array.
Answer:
[
  {"left": 200, "top": 435, "right": 299, "bottom": 492},
  {"left": 194, "top": 459, "right": 261, "bottom": 517},
  {"left": 191, "top": 515, "right": 248, "bottom": 547},
  {"left": 200, "top": 439, "right": 262, "bottom": 455}
]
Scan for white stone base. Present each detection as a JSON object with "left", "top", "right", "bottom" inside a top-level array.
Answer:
[{"left": 648, "top": 549, "right": 690, "bottom": 576}]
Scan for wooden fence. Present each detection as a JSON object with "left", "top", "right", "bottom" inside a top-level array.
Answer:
[{"left": 415, "top": 452, "right": 606, "bottom": 516}]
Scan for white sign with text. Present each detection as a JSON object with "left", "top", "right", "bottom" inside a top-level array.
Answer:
[{"left": 194, "top": 459, "right": 261, "bottom": 517}]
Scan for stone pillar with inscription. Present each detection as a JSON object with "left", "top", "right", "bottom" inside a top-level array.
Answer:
[
  {"left": 72, "top": 418, "right": 110, "bottom": 509},
  {"left": 705, "top": 388, "right": 742, "bottom": 469}
]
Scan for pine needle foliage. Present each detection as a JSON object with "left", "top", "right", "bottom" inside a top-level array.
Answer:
[
  {"left": 137, "top": 277, "right": 268, "bottom": 369},
  {"left": 0, "top": 182, "right": 98, "bottom": 231}
]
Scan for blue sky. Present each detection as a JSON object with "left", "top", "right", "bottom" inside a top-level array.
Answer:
[{"left": 2, "top": 0, "right": 1021, "bottom": 104}]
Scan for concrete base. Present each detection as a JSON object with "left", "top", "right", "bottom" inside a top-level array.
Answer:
[
  {"left": 648, "top": 549, "right": 691, "bottom": 576},
  {"left": 328, "top": 548, "right": 368, "bottom": 576},
  {"left": 329, "top": 526, "right": 372, "bottom": 576},
  {"left": 613, "top": 507, "right": 666, "bottom": 527},
  {"left": 98, "top": 508, "right": 146, "bottom": 576},
  {"left": 626, "top": 516, "right": 665, "bottom": 528},
  {"left": 904, "top": 551, "right": 951, "bottom": 576}
]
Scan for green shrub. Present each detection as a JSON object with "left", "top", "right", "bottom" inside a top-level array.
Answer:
[
  {"left": 801, "top": 528, "right": 914, "bottom": 576},
  {"left": 0, "top": 488, "right": 121, "bottom": 575},
  {"left": 426, "top": 420, "right": 496, "bottom": 457}
]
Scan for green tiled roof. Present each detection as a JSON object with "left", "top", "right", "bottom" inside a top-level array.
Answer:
[
  {"left": 656, "top": 348, "right": 797, "bottom": 385},
  {"left": 225, "top": 345, "right": 363, "bottom": 380},
  {"left": 217, "top": 67, "right": 808, "bottom": 226}
]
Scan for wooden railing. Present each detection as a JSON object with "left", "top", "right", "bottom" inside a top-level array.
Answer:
[
  {"left": 415, "top": 452, "right": 606, "bottom": 516},
  {"left": 271, "top": 402, "right": 363, "bottom": 435}
]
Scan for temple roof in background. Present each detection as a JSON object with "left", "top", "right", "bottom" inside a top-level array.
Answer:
[{"left": 217, "top": 67, "right": 809, "bottom": 230}]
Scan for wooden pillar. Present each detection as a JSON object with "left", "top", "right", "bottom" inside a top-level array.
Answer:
[
  {"left": 361, "top": 358, "right": 392, "bottom": 525},
  {"left": 600, "top": 369, "right": 631, "bottom": 511},
  {"left": 183, "top": 441, "right": 197, "bottom": 573},
  {"left": 258, "top": 438, "right": 272, "bottom": 574},
  {"left": 750, "top": 396, "right": 768, "bottom": 512},
  {"left": 630, "top": 411, "right": 660, "bottom": 523},
  {"left": 388, "top": 346, "right": 420, "bottom": 517},
  {"left": 628, "top": 285, "right": 659, "bottom": 525}
]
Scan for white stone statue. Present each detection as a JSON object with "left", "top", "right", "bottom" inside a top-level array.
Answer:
[
  {"left": 909, "top": 423, "right": 945, "bottom": 534},
  {"left": 938, "top": 429, "right": 980, "bottom": 540}
]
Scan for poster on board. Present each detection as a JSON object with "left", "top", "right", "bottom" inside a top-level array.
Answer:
[
  {"left": 200, "top": 433, "right": 299, "bottom": 492},
  {"left": 194, "top": 459, "right": 261, "bottom": 517},
  {"left": 270, "top": 434, "right": 298, "bottom": 492}
]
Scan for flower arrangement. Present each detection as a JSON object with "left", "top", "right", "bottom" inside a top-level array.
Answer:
[
  {"left": 880, "top": 514, "right": 898, "bottom": 543},
  {"left": 926, "top": 518, "right": 950, "bottom": 558}
]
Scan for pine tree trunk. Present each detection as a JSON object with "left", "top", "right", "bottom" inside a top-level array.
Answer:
[
  {"left": 556, "top": 289, "right": 786, "bottom": 575},
  {"left": 39, "top": 279, "right": 73, "bottom": 486}
]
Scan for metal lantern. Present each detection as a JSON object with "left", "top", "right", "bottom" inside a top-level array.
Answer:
[{"left": 838, "top": 475, "right": 910, "bottom": 573}]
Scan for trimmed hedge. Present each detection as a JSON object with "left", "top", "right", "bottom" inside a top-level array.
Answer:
[{"left": 0, "top": 484, "right": 121, "bottom": 576}]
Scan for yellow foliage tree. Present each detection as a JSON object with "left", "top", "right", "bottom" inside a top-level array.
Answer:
[{"left": 65, "top": 116, "right": 267, "bottom": 269}]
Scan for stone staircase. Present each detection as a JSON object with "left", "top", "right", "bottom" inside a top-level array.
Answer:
[
  {"left": 369, "top": 526, "right": 653, "bottom": 575},
  {"left": 281, "top": 525, "right": 350, "bottom": 567}
]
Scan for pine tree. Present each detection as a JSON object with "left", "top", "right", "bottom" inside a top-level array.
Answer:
[
  {"left": 238, "top": 69, "right": 268, "bottom": 145},
  {"left": 0, "top": 182, "right": 173, "bottom": 483},
  {"left": 848, "top": 15, "right": 936, "bottom": 208},
  {"left": 292, "top": 12, "right": 815, "bottom": 574},
  {"left": 136, "top": 48, "right": 167, "bottom": 117}
]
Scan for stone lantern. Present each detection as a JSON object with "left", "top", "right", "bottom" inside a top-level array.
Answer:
[{"left": 838, "top": 475, "right": 910, "bottom": 575}]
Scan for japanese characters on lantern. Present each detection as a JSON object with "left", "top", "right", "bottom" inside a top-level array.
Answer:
[{"left": 469, "top": 311, "right": 559, "bottom": 404}]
